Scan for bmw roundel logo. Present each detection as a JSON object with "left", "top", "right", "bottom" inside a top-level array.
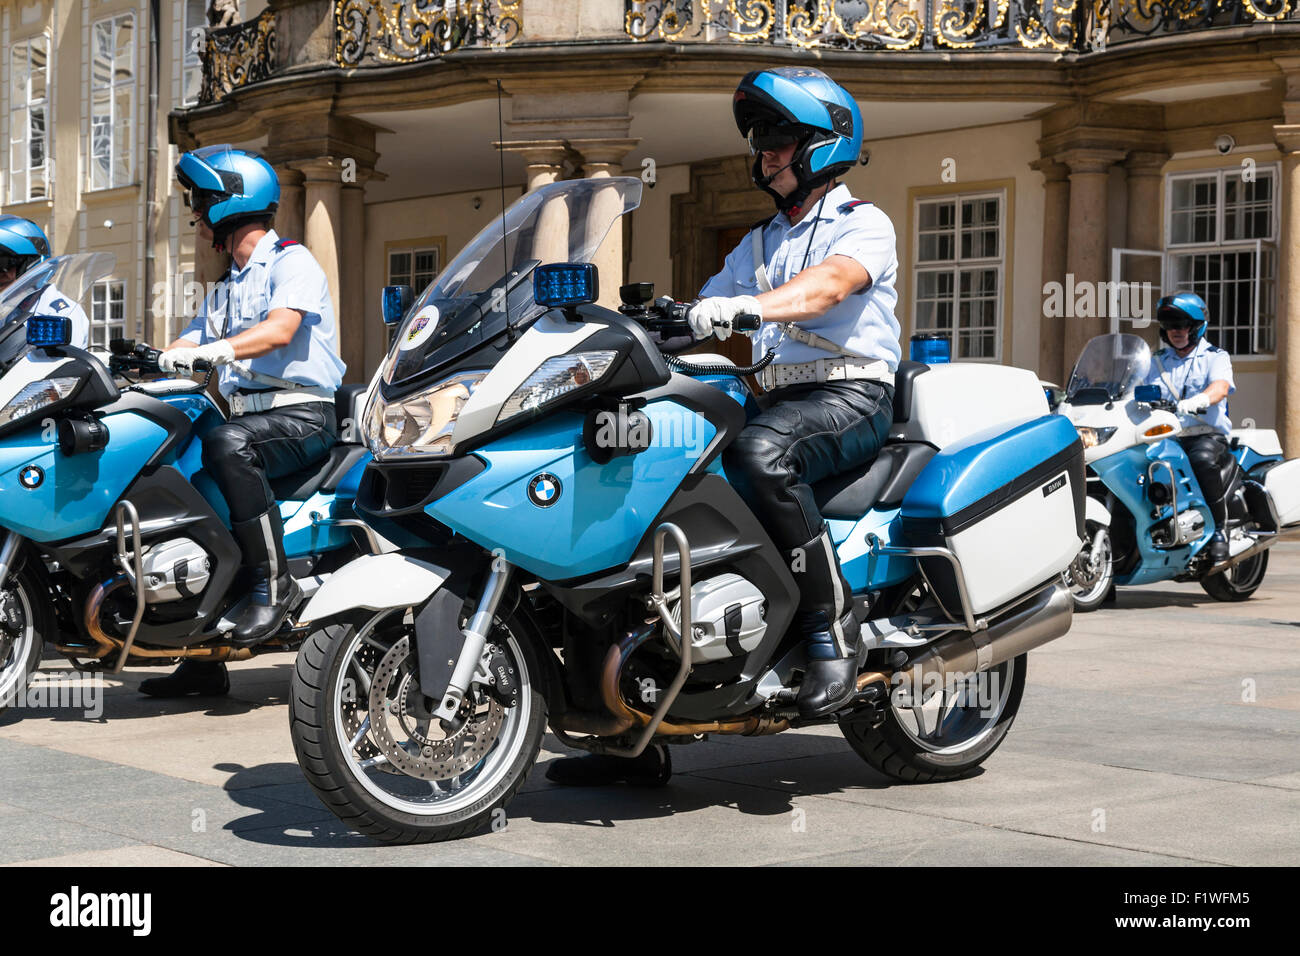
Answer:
[
  {"left": 18, "top": 465, "right": 44, "bottom": 489},
  {"left": 527, "top": 473, "right": 562, "bottom": 508}
]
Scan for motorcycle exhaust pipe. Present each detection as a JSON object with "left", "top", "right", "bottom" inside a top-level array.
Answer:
[
  {"left": 896, "top": 583, "right": 1073, "bottom": 696},
  {"left": 1203, "top": 523, "right": 1300, "bottom": 578}
]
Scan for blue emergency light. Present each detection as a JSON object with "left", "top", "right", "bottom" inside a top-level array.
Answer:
[
  {"left": 534, "top": 263, "right": 598, "bottom": 309},
  {"left": 27, "top": 315, "right": 73, "bottom": 348},
  {"left": 910, "top": 333, "right": 951, "bottom": 364}
]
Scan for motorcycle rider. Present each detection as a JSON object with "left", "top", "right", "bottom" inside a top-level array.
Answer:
[
  {"left": 1143, "top": 292, "right": 1235, "bottom": 565},
  {"left": 0, "top": 215, "right": 90, "bottom": 347},
  {"left": 548, "top": 67, "right": 899, "bottom": 786},
  {"left": 140, "top": 145, "right": 345, "bottom": 698}
]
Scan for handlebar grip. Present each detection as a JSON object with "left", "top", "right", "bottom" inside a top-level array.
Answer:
[
  {"left": 733, "top": 313, "right": 761, "bottom": 333},
  {"left": 192, "top": 359, "right": 213, "bottom": 372}
]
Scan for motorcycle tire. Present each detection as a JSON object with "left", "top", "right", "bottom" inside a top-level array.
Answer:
[
  {"left": 1200, "top": 550, "right": 1268, "bottom": 602},
  {"left": 0, "top": 566, "right": 50, "bottom": 719},
  {"left": 289, "top": 604, "right": 548, "bottom": 844},
  {"left": 841, "top": 653, "right": 1027, "bottom": 782}
]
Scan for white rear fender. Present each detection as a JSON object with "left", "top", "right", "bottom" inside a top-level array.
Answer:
[
  {"left": 1086, "top": 496, "right": 1111, "bottom": 528},
  {"left": 299, "top": 553, "right": 449, "bottom": 623}
]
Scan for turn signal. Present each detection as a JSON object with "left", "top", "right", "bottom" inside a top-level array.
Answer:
[{"left": 1143, "top": 424, "right": 1174, "bottom": 438}]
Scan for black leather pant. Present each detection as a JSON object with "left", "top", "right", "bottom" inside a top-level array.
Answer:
[
  {"left": 724, "top": 380, "right": 894, "bottom": 550},
  {"left": 202, "top": 402, "right": 336, "bottom": 523},
  {"left": 1180, "top": 433, "right": 1235, "bottom": 528}
]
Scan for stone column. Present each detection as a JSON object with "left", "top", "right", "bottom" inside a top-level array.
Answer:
[
  {"left": 1124, "top": 150, "right": 1168, "bottom": 341},
  {"left": 1061, "top": 148, "right": 1126, "bottom": 369},
  {"left": 341, "top": 175, "right": 370, "bottom": 383},
  {"left": 274, "top": 165, "right": 306, "bottom": 242},
  {"left": 1031, "top": 158, "right": 1070, "bottom": 384},
  {"left": 498, "top": 140, "right": 569, "bottom": 193},
  {"left": 1275, "top": 125, "right": 1300, "bottom": 456},
  {"left": 291, "top": 158, "right": 344, "bottom": 365},
  {"left": 571, "top": 138, "right": 639, "bottom": 309}
]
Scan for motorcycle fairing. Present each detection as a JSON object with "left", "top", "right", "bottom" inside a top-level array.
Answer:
[
  {"left": 0, "top": 409, "right": 168, "bottom": 542},
  {"left": 425, "top": 398, "right": 715, "bottom": 580},
  {"left": 281, "top": 491, "right": 360, "bottom": 557},
  {"left": 1091, "top": 440, "right": 1214, "bottom": 586},
  {"left": 831, "top": 507, "right": 915, "bottom": 591}
]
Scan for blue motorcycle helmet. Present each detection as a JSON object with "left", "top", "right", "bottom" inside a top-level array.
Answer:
[
  {"left": 1155, "top": 292, "right": 1210, "bottom": 349},
  {"left": 175, "top": 144, "right": 280, "bottom": 249},
  {"left": 732, "top": 67, "right": 863, "bottom": 213},
  {"left": 0, "top": 214, "right": 51, "bottom": 284}
]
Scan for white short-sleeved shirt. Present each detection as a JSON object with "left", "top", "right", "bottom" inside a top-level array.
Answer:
[
  {"left": 700, "top": 183, "right": 902, "bottom": 370},
  {"left": 32, "top": 285, "right": 90, "bottom": 349},
  {"left": 179, "top": 229, "right": 345, "bottom": 398},
  {"left": 1143, "top": 338, "right": 1235, "bottom": 435}
]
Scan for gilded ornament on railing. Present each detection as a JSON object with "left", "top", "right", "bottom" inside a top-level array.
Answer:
[
  {"left": 625, "top": 0, "right": 1298, "bottom": 49},
  {"left": 336, "top": 0, "right": 522, "bottom": 67},
  {"left": 198, "top": 9, "right": 276, "bottom": 104}
]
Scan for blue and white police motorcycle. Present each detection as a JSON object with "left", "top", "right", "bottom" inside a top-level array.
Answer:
[
  {"left": 1056, "top": 333, "right": 1300, "bottom": 611},
  {"left": 0, "top": 253, "right": 384, "bottom": 717},
  {"left": 289, "top": 177, "right": 1090, "bottom": 843}
]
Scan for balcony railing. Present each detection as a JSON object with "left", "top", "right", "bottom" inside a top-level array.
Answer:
[
  {"left": 198, "top": 9, "right": 277, "bottom": 104},
  {"left": 335, "top": 0, "right": 522, "bottom": 67},
  {"left": 624, "top": 0, "right": 1299, "bottom": 51}
]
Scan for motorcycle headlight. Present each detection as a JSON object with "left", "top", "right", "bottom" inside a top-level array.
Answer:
[
  {"left": 496, "top": 351, "right": 619, "bottom": 425},
  {"left": 1076, "top": 425, "right": 1118, "bottom": 449},
  {"left": 366, "top": 370, "right": 488, "bottom": 459},
  {"left": 0, "top": 376, "right": 80, "bottom": 430}
]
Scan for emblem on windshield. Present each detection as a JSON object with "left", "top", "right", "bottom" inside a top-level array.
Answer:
[
  {"left": 399, "top": 305, "right": 441, "bottom": 352},
  {"left": 527, "top": 473, "right": 561, "bottom": 508},
  {"left": 19, "top": 465, "right": 44, "bottom": 489}
]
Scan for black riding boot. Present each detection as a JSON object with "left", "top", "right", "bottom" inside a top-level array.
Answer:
[
  {"left": 791, "top": 528, "right": 860, "bottom": 719},
  {"left": 230, "top": 510, "right": 301, "bottom": 647},
  {"left": 139, "top": 660, "right": 229, "bottom": 698}
]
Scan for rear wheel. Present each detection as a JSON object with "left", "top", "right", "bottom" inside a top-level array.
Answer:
[
  {"left": 0, "top": 566, "right": 49, "bottom": 718},
  {"left": 289, "top": 602, "right": 547, "bottom": 843},
  {"left": 841, "top": 655, "right": 1026, "bottom": 782},
  {"left": 1200, "top": 549, "right": 1268, "bottom": 602}
]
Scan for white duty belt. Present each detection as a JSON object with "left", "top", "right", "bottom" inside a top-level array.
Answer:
[
  {"left": 749, "top": 226, "right": 893, "bottom": 392},
  {"left": 226, "top": 361, "right": 333, "bottom": 417}
]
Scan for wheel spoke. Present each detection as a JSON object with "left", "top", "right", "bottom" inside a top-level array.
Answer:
[
  {"left": 348, "top": 656, "right": 372, "bottom": 696},
  {"left": 357, "top": 752, "right": 389, "bottom": 770}
]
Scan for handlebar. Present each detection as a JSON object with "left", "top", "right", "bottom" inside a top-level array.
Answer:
[
  {"left": 107, "top": 338, "right": 213, "bottom": 379},
  {"left": 633, "top": 298, "right": 761, "bottom": 336}
]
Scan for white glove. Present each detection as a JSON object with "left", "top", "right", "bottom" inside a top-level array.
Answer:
[
  {"left": 687, "top": 295, "right": 762, "bottom": 341},
  {"left": 1177, "top": 392, "right": 1210, "bottom": 416},
  {"left": 159, "top": 339, "right": 235, "bottom": 373}
]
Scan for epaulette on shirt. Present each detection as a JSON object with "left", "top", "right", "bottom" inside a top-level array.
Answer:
[
  {"left": 838, "top": 199, "right": 872, "bottom": 214},
  {"left": 273, "top": 238, "right": 301, "bottom": 252}
]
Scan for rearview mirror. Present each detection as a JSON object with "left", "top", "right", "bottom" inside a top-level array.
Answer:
[
  {"left": 1134, "top": 384, "right": 1161, "bottom": 404},
  {"left": 381, "top": 285, "right": 413, "bottom": 326}
]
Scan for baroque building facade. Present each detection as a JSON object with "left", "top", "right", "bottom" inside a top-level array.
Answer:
[{"left": 3, "top": 0, "right": 1299, "bottom": 453}]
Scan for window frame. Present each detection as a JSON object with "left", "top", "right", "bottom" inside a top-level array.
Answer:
[
  {"left": 88, "top": 12, "right": 137, "bottom": 192},
  {"left": 7, "top": 33, "right": 52, "bottom": 204},
  {"left": 385, "top": 239, "right": 446, "bottom": 297},
  {"left": 911, "top": 188, "right": 1007, "bottom": 363},
  {"left": 1163, "top": 164, "right": 1280, "bottom": 360},
  {"left": 90, "top": 278, "right": 128, "bottom": 350}
]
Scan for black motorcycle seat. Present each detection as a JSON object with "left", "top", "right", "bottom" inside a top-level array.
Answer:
[
  {"left": 812, "top": 441, "right": 937, "bottom": 520},
  {"left": 270, "top": 443, "right": 369, "bottom": 502}
]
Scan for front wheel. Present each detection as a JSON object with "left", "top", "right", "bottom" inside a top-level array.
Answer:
[
  {"left": 1062, "top": 520, "right": 1113, "bottom": 613},
  {"left": 841, "top": 655, "right": 1026, "bottom": 782},
  {"left": 0, "top": 566, "right": 50, "bottom": 718},
  {"left": 289, "top": 602, "right": 548, "bottom": 843},
  {"left": 1200, "top": 549, "right": 1268, "bottom": 602}
]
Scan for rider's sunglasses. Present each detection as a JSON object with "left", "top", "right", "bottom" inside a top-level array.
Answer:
[
  {"left": 747, "top": 125, "right": 801, "bottom": 155},
  {"left": 1157, "top": 314, "right": 1195, "bottom": 330}
]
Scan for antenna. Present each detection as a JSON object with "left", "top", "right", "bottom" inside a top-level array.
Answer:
[{"left": 496, "top": 79, "right": 514, "bottom": 343}]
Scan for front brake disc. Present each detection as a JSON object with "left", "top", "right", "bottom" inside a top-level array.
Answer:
[{"left": 366, "top": 637, "right": 505, "bottom": 781}]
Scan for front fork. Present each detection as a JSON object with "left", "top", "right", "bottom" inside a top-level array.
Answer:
[
  {"left": 0, "top": 531, "right": 22, "bottom": 592},
  {"left": 430, "top": 560, "right": 513, "bottom": 722}
]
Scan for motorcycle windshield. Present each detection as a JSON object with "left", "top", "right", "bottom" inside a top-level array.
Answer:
[
  {"left": 1066, "top": 333, "right": 1152, "bottom": 401},
  {"left": 382, "top": 177, "right": 642, "bottom": 387},
  {"left": 0, "top": 252, "right": 115, "bottom": 363}
]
